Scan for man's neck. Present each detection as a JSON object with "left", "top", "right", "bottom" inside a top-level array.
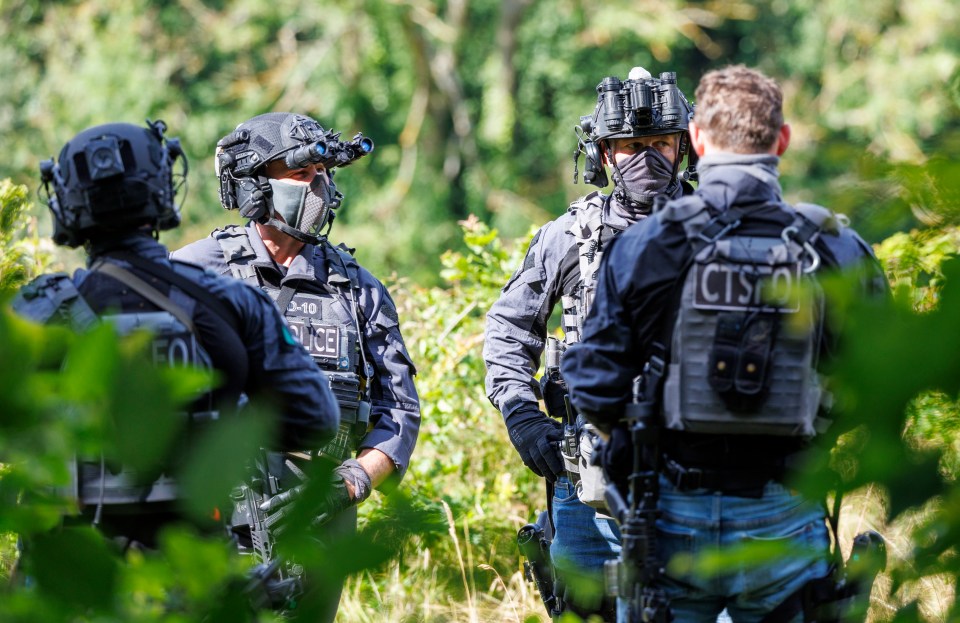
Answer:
[{"left": 255, "top": 222, "right": 306, "bottom": 267}]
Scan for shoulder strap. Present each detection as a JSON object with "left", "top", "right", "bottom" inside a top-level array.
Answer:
[
  {"left": 326, "top": 242, "right": 372, "bottom": 378},
  {"left": 90, "top": 260, "right": 197, "bottom": 334},
  {"left": 331, "top": 242, "right": 362, "bottom": 290},
  {"left": 566, "top": 190, "right": 603, "bottom": 216},
  {"left": 112, "top": 252, "right": 242, "bottom": 333},
  {"left": 567, "top": 195, "right": 606, "bottom": 280}
]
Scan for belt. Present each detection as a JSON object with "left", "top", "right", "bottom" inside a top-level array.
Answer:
[{"left": 662, "top": 457, "right": 785, "bottom": 497}]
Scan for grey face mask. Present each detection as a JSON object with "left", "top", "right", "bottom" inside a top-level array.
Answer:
[
  {"left": 267, "top": 175, "right": 338, "bottom": 242},
  {"left": 611, "top": 147, "right": 679, "bottom": 215}
]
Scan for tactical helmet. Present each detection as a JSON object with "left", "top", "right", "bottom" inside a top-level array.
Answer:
[
  {"left": 214, "top": 112, "right": 373, "bottom": 245},
  {"left": 39, "top": 120, "right": 187, "bottom": 248},
  {"left": 574, "top": 67, "right": 696, "bottom": 188}
]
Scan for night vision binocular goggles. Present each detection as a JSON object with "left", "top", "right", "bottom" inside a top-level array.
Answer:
[{"left": 284, "top": 132, "right": 374, "bottom": 171}]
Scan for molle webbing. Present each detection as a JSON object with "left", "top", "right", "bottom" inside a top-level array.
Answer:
[
  {"left": 658, "top": 198, "right": 832, "bottom": 438},
  {"left": 13, "top": 274, "right": 99, "bottom": 330},
  {"left": 563, "top": 193, "right": 605, "bottom": 345}
]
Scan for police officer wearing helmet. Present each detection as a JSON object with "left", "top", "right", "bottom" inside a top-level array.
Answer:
[
  {"left": 171, "top": 112, "right": 421, "bottom": 621},
  {"left": 562, "top": 66, "right": 888, "bottom": 622},
  {"left": 13, "top": 120, "right": 340, "bottom": 549},
  {"left": 483, "top": 67, "right": 695, "bottom": 620}
]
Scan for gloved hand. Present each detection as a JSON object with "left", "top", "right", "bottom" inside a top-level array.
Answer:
[
  {"left": 507, "top": 407, "right": 565, "bottom": 482},
  {"left": 334, "top": 458, "right": 372, "bottom": 505},
  {"left": 316, "top": 458, "right": 373, "bottom": 525}
]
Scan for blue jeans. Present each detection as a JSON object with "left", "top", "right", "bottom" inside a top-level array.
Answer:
[
  {"left": 618, "top": 476, "right": 830, "bottom": 623},
  {"left": 551, "top": 476, "right": 621, "bottom": 617}
]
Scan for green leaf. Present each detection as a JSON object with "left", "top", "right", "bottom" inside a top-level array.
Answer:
[{"left": 29, "top": 527, "right": 119, "bottom": 613}]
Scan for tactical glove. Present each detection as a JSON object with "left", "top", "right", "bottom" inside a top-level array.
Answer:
[
  {"left": 335, "top": 458, "right": 372, "bottom": 505},
  {"left": 507, "top": 407, "right": 565, "bottom": 482},
  {"left": 311, "top": 459, "right": 373, "bottom": 526}
]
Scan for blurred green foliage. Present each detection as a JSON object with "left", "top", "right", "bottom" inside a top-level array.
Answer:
[{"left": 0, "top": 180, "right": 49, "bottom": 292}]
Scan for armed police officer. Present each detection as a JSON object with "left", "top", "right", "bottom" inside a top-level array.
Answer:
[
  {"left": 562, "top": 65, "right": 888, "bottom": 622},
  {"left": 171, "top": 111, "right": 421, "bottom": 621},
  {"left": 483, "top": 67, "right": 695, "bottom": 620},
  {"left": 13, "top": 120, "right": 340, "bottom": 551}
]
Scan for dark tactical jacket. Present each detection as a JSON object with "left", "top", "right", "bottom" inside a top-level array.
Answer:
[{"left": 562, "top": 158, "right": 886, "bottom": 473}]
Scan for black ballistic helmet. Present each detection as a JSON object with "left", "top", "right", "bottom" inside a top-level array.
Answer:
[
  {"left": 39, "top": 120, "right": 187, "bottom": 248},
  {"left": 214, "top": 113, "right": 372, "bottom": 239},
  {"left": 574, "top": 67, "right": 696, "bottom": 188},
  {"left": 216, "top": 112, "right": 328, "bottom": 180}
]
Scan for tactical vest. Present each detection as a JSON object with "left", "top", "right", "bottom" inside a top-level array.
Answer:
[
  {"left": 560, "top": 192, "right": 612, "bottom": 346},
  {"left": 214, "top": 226, "right": 370, "bottom": 463},
  {"left": 657, "top": 198, "right": 837, "bottom": 438},
  {"left": 556, "top": 193, "right": 622, "bottom": 511},
  {"left": 14, "top": 267, "right": 215, "bottom": 508}
]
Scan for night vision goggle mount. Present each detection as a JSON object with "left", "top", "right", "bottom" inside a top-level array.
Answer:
[
  {"left": 573, "top": 68, "right": 696, "bottom": 188},
  {"left": 217, "top": 127, "right": 374, "bottom": 180},
  {"left": 215, "top": 116, "right": 373, "bottom": 221}
]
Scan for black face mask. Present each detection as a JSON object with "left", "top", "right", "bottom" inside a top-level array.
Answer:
[{"left": 611, "top": 147, "right": 678, "bottom": 215}]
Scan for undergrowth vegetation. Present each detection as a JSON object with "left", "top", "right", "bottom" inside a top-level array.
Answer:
[{"left": 2, "top": 182, "right": 960, "bottom": 622}]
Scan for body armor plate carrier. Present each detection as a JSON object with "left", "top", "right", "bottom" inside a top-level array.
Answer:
[
  {"left": 215, "top": 226, "right": 371, "bottom": 463},
  {"left": 557, "top": 193, "right": 617, "bottom": 511},
  {"left": 658, "top": 198, "right": 835, "bottom": 437},
  {"left": 14, "top": 269, "right": 216, "bottom": 508}
]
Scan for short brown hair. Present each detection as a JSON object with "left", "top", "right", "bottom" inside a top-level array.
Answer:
[{"left": 693, "top": 65, "right": 783, "bottom": 153}]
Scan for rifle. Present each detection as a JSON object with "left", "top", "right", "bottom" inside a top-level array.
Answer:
[
  {"left": 231, "top": 456, "right": 307, "bottom": 611},
  {"left": 517, "top": 510, "right": 563, "bottom": 618},
  {"left": 604, "top": 367, "right": 672, "bottom": 623}
]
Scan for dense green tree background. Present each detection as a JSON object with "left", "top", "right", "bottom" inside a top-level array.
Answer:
[
  {"left": 1, "top": 0, "right": 957, "bottom": 281},
  {"left": 1, "top": 1, "right": 959, "bottom": 621}
]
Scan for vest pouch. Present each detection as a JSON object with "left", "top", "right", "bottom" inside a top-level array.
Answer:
[
  {"left": 318, "top": 372, "right": 368, "bottom": 464},
  {"left": 662, "top": 235, "right": 823, "bottom": 437},
  {"left": 707, "top": 312, "right": 743, "bottom": 394},
  {"left": 733, "top": 314, "right": 778, "bottom": 399},
  {"left": 576, "top": 423, "right": 610, "bottom": 513},
  {"left": 708, "top": 312, "right": 779, "bottom": 412}
]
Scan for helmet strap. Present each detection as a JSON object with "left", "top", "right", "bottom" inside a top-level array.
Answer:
[{"left": 265, "top": 217, "right": 322, "bottom": 246}]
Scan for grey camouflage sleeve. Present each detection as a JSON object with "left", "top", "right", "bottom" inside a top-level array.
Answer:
[
  {"left": 483, "top": 221, "right": 568, "bottom": 420},
  {"left": 355, "top": 271, "right": 421, "bottom": 480}
]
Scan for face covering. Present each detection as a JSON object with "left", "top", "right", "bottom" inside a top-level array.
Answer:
[
  {"left": 611, "top": 147, "right": 678, "bottom": 215},
  {"left": 268, "top": 174, "right": 339, "bottom": 243}
]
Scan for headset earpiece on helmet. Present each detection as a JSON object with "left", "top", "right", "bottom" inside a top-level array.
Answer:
[
  {"left": 234, "top": 177, "right": 272, "bottom": 221},
  {"left": 573, "top": 137, "right": 609, "bottom": 189},
  {"left": 38, "top": 157, "right": 80, "bottom": 247}
]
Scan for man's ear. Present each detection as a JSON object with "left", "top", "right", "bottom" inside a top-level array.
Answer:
[
  {"left": 599, "top": 140, "right": 612, "bottom": 166},
  {"left": 688, "top": 121, "right": 707, "bottom": 157},
  {"left": 775, "top": 123, "right": 791, "bottom": 156}
]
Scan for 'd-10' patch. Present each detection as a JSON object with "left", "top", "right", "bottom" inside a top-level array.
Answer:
[
  {"left": 283, "top": 293, "right": 342, "bottom": 360},
  {"left": 693, "top": 260, "right": 802, "bottom": 313}
]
